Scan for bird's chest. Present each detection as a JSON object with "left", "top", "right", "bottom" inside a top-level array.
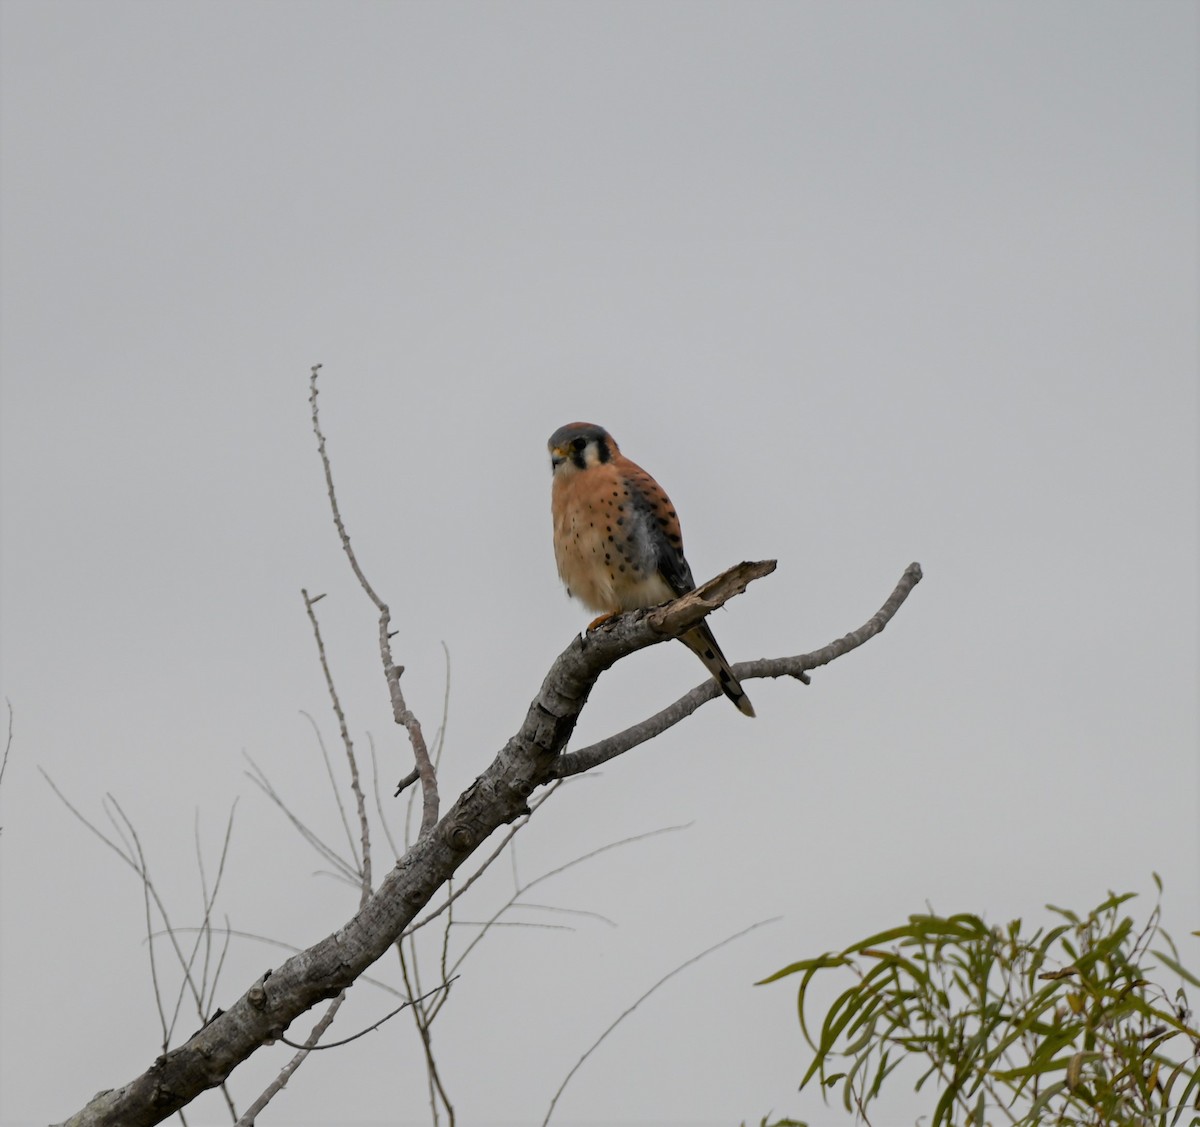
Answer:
[{"left": 551, "top": 474, "right": 669, "bottom": 613}]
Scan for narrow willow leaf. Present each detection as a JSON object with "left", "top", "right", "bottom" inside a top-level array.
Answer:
[
  {"left": 1026, "top": 1077, "right": 1070, "bottom": 1122},
  {"left": 931, "top": 1071, "right": 964, "bottom": 1127},
  {"left": 994, "top": 1052, "right": 1077, "bottom": 1080},
  {"left": 1152, "top": 948, "right": 1200, "bottom": 989},
  {"left": 842, "top": 1011, "right": 880, "bottom": 1056},
  {"left": 1166, "top": 1061, "right": 1200, "bottom": 1125},
  {"left": 1066, "top": 1050, "right": 1084, "bottom": 1089},
  {"left": 757, "top": 953, "right": 848, "bottom": 984}
]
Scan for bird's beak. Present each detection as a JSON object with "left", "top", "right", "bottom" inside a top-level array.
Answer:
[{"left": 549, "top": 445, "right": 567, "bottom": 468}]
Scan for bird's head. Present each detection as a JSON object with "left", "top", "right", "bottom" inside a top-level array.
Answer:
[{"left": 548, "top": 422, "right": 618, "bottom": 473}]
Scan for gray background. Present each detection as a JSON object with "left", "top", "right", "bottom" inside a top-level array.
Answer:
[{"left": 1, "top": 2, "right": 1196, "bottom": 1125}]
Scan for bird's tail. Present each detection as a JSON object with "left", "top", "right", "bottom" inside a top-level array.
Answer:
[{"left": 679, "top": 624, "right": 755, "bottom": 717}]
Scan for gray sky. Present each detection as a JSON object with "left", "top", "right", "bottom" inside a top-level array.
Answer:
[{"left": 1, "top": 3, "right": 1196, "bottom": 1125}]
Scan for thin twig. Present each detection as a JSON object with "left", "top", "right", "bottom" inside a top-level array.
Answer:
[
  {"left": 393, "top": 766, "right": 420, "bottom": 797},
  {"left": 135, "top": 809, "right": 168, "bottom": 1046},
  {"left": 275, "top": 978, "right": 458, "bottom": 1051},
  {"left": 233, "top": 992, "right": 348, "bottom": 1127},
  {"left": 102, "top": 791, "right": 238, "bottom": 1127},
  {"left": 449, "top": 822, "right": 690, "bottom": 976},
  {"left": 431, "top": 642, "right": 452, "bottom": 769},
  {"left": 171, "top": 805, "right": 237, "bottom": 1040},
  {"left": 406, "top": 781, "right": 570, "bottom": 935},
  {"left": 192, "top": 812, "right": 213, "bottom": 1031},
  {"left": 0, "top": 699, "right": 13, "bottom": 808},
  {"left": 106, "top": 797, "right": 206, "bottom": 1015},
  {"left": 541, "top": 917, "right": 780, "bottom": 1126},
  {"left": 184, "top": 806, "right": 241, "bottom": 1123},
  {"left": 299, "top": 590, "right": 362, "bottom": 872},
  {"left": 307, "top": 364, "right": 439, "bottom": 833},
  {"left": 397, "top": 936, "right": 454, "bottom": 1126},
  {"left": 206, "top": 919, "right": 233, "bottom": 1024},
  {"left": 370, "top": 736, "right": 405, "bottom": 862},
  {"left": 41, "top": 774, "right": 242, "bottom": 1107},
  {"left": 243, "top": 754, "right": 358, "bottom": 882},
  {"left": 434, "top": 875, "right": 454, "bottom": 1022},
  {"left": 301, "top": 705, "right": 360, "bottom": 873},
  {"left": 504, "top": 902, "right": 619, "bottom": 927},
  {"left": 239, "top": 591, "right": 382, "bottom": 1124}
]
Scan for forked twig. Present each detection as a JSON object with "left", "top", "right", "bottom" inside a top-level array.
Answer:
[
  {"left": 239, "top": 590, "right": 380, "bottom": 1121},
  {"left": 308, "top": 363, "right": 438, "bottom": 834},
  {"left": 397, "top": 935, "right": 455, "bottom": 1126},
  {"left": 233, "top": 994, "right": 347, "bottom": 1126},
  {"left": 41, "top": 776, "right": 241, "bottom": 1119},
  {"left": 301, "top": 590, "right": 372, "bottom": 889}
]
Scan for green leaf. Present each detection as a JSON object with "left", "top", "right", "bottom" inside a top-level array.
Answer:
[
  {"left": 757, "top": 953, "right": 848, "bottom": 984},
  {"left": 774, "top": 884, "right": 1199, "bottom": 1126},
  {"left": 1152, "top": 947, "right": 1200, "bottom": 989},
  {"left": 994, "top": 1051, "right": 1084, "bottom": 1081}
]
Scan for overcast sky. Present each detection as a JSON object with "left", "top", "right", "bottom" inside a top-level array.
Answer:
[{"left": 1, "top": 3, "right": 1196, "bottom": 1126}]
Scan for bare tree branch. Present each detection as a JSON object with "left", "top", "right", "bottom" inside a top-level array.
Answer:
[
  {"left": 54, "top": 558, "right": 918, "bottom": 1127},
  {"left": 403, "top": 781, "right": 562, "bottom": 935},
  {"left": 170, "top": 806, "right": 238, "bottom": 1043},
  {"left": 307, "top": 363, "right": 439, "bottom": 834},
  {"left": 396, "top": 934, "right": 455, "bottom": 1126},
  {"left": 238, "top": 593, "right": 380, "bottom": 1122},
  {"left": 157, "top": 927, "right": 405, "bottom": 998},
  {"left": 41, "top": 779, "right": 242, "bottom": 1121},
  {"left": 554, "top": 561, "right": 924, "bottom": 777},
  {"left": 298, "top": 606, "right": 363, "bottom": 872},
  {"left": 232, "top": 993, "right": 347, "bottom": 1127},
  {"left": 301, "top": 590, "right": 371, "bottom": 886},
  {"left": 191, "top": 810, "right": 229, "bottom": 1022}
]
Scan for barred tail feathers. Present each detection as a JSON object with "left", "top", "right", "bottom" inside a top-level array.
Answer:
[{"left": 679, "top": 624, "right": 755, "bottom": 718}]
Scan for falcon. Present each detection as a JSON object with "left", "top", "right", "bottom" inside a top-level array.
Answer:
[{"left": 548, "top": 421, "right": 754, "bottom": 716}]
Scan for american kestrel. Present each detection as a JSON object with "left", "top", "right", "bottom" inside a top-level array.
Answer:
[{"left": 548, "top": 422, "right": 755, "bottom": 717}]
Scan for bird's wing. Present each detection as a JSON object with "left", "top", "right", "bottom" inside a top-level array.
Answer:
[{"left": 620, "top": 460, "right": 696, "bottom": 598}]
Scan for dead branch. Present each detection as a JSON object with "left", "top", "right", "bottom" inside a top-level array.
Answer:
[
  {"left": 233, "top": 994, "right": 346, "bottom": 1127},
  {"left": 53, "top": 558, "right": 919, "bottom": 1127},
  {"left": 300, "top": 592, "right": 365, "bottom": 875},
  {"left": 554, "top": 561, "right": 924, "bottom": 777},
  {"left": 237, "top": 593, "right": 379, "bottom": 1122},
  {"left": 307, "top": 364, "right": 439, "bottom": 834}
]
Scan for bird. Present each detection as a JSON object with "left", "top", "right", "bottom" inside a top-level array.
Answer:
[{"left": 547, "top": 421, "right": 755, "bottom": 717}]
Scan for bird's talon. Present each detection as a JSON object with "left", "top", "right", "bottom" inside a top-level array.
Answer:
[{"left": 586, "top": 613, "right": 615, "bottom": 632}]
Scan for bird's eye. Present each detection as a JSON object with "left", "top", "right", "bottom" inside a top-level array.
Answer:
[{"left": 572, "top": 437, "right": 587, "bottom": 451}]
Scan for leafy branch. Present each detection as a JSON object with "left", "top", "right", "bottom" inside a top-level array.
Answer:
[{"left": 760, "top": 880, "right": 1200, "bottom": 1126}]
